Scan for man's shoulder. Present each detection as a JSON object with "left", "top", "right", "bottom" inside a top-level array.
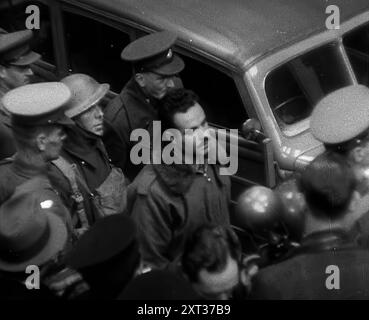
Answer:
[
  {"left": 255, "top": 245, "right": 369, "bottom": 284},
  {"left": 104, "top": 92, "right": 127, "bottom": 123},
  {"left": 0, "top": 158, "right": 15, "bottom": 179},
  {"left": 131, "top": 165, "right": 161, "bottom": 196}
]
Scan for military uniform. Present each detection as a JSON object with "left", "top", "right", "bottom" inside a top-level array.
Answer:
[
  {"left": 53, "top": 74, "right": 128, "bottom": 230},
  {"left": 0, "top": 176, "right": 89, "bottom": 299},
  {"left": 251, "top": 229, "right": 369, "bottom": 299},
  {"left": 103, "top": 31, "right": 184, "bottom": 181},
  {"left": 310, "top": 85, "right": 369, "bottom": 250},
  {"left": 65, "top": 214, "right": 141, "bottom": 299},
  {"left": 0, "top": 82, "right": 75, "bottom": 230},
  {"left": 104, "top": 76, "right": 182, "bottom": 181},
  {"left": 0, "top": 29, "right": 41, "bottom": 160},
  {"left": 127, "top": 163, "right": 231, "bottom": 269},
  {"left": 310, "top": 84, "right": 369, "bottom": 148}
]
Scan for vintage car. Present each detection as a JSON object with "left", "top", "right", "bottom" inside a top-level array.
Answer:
[{"left": 2, "top": 0, "right": 369, "bottom": 203}]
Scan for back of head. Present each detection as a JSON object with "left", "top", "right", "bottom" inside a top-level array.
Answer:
[
  {"left": 181, "top": 224, "right": 241, "bottom": 283},
  {"left": 65, "top": 214, "right": 140, "bottom": 299},
  {"left": 299, "top": 152, "right": 356, "bottom": 220},
  {"left": 118, "top": 269, "right": 202, "bottom": 300}
]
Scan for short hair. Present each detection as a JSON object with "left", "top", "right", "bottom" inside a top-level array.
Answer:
[
  {"left": 181, "top": 224, "right": 241, "bottom": 283},
  {"left": 158, "top": 88, "right": 199, "bottom": 131},
  {"left": 11, "top": 123, "right": 59, "bottom": 152},
  {"left": 299, "top": 151, "right": 356, "bottom": 219},
  {"left": 325, "top": 130, "right": 369, "bottom": 157}
]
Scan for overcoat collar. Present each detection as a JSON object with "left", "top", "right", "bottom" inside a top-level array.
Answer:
[{"left": 153, "top": 163, "right": 226, "bottom": 195}]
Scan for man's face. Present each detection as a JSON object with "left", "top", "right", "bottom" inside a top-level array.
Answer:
[
  {"left": 0, "top": 64, "right": 34, "bottom": 89},
  {"left": 41, "top": 126, "right": 67, "bottom": 161},
  {"left": 354, "top": 140, "right": 369, "bottom": 167},
  {"left": 173, "top": 102, "right": 209, "bottom": 161},
  {"left": 139, "top": 72, "right": 175, "bottom": 99},
  {"left": 74, "top": 104, "right": 104, "bottom": 136},
  {"left": 193, "top": 255, "right": 240, "bottom": 300}
]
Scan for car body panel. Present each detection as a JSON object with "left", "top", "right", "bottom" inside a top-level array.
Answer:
[{"left": 64, "top": 0, "right": 369, "bottom": 70}]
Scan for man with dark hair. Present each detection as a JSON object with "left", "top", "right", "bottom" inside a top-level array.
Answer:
[
  {"left": 127, "top": 88, "right": 231, "bottom": 270},
  {"left": 103, "top": 31, "right": 184, "bottom": 181},
  {"left": 181, "top": 224, "right": 248, "bottom": 300},
  {"left": 157, "top": 89, "right": 200, "bottom": 131},
  {"left": 250, "top": 152, "right": 369, "bottom": 299}
]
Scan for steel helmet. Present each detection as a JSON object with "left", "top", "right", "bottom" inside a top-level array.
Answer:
[
  {"left": 275, "top": 179, "right": 306, "bottom": 239},
  {"left": 235, "top": 186, "right": 281, "bottom": 235}
]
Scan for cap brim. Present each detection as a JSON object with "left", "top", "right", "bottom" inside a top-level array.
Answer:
[
  {"left": 0, "top": 212, "right": 67, "bottom": 272},
  {"left": 56, "top": 114, "right": 75, "bottom": 126},
  {"left": 65, "top": 83, "right": 110, "bottom": 118},
  {"left": 9, "top": 51, "right": 41, "bottom": 66},
  {"left": 151, "top": 55, "right": 185, "bottom": 76}
]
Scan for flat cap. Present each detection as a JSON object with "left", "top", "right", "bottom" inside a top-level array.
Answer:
[
  {"left": 2, "top": 82, "right": 73, "bottom": 127},
  {"left": 310, "top": 85, "right": 369, "bottom": 145},
  {"left": 0, "top": 30, "right": 41, "bottom": 66},
  {"left": 121, "top": 31, "right": 184, "bottom": 76}
]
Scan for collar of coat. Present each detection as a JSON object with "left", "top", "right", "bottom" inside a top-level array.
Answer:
[
  {"left": 152, "top": 163, "right": 227, "bottom": 195},
  {"left": 62, "top": 124, "right": 109, "bottom": 169}
]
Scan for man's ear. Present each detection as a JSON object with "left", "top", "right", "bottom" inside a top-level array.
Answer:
[
  {"left": 345, "top": 190, "right": 369, "bottom": 230},
  {"left": 349, "top": 190, "right": 361, "bottom": 213},
  {"left": 35, "top": 132, "right": 47, "bottom": 152},
  {"left": 352, "top": 146, "right": 364, "bottom": 164},
  {"left": 0, "top": 65, "right": 6, "bottom": 79},
  {"left": 134, "top": 73, "right": 145, "bottom": 88}
]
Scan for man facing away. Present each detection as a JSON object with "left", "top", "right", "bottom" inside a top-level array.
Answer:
[
  {"left": 310, "top": 85, "right": 369, "bottom": 247},
  {"left": 250, "top": 152, "right": 369, "bottom": 299}
]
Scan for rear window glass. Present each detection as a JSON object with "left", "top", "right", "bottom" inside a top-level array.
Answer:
[
  {"left": 344, "top": 22, "right": 369, "bottom": 88},
  {"left": 63, "top": 11, "right": 132, "bottom": 93}
]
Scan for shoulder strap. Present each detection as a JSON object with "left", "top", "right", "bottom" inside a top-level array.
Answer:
[
  {"left": 0, "top": 154, "right": 15, "bottom": 165},
  {"left": 51, "top": 157, "right": 90, "bottom": 229}
]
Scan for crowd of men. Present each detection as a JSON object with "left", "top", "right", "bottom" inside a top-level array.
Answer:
[{"left": 2, "top": 27, "right": 369, "bottom": 300}]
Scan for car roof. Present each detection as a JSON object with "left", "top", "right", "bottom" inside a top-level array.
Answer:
[{"left": 66, "top": 0, "right": 369, "bottom": 70}]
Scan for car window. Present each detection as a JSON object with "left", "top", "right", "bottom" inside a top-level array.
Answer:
[
  {"left": 177, "top": 54, "right": 248, "bottom": 131},
  {"left": 63, "top": 11, "right": 132, "bottom": 93},
  {"left": 343, "top": 22, "right": 369, "bottom": 87},
  {"left": 0, "top": 1, "right": 54, "bottom": 65},
  {"left": 265, "top": 42, "right": 351, "bottom": 133}
]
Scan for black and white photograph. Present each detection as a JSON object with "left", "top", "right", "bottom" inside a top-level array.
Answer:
[{"left": 1, "top": 0, "right": 369, "bottom": 310}]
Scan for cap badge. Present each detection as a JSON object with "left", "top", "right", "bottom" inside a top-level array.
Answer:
[{"left": 40, "top": 200, "right": 54, "bottom": 209}]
